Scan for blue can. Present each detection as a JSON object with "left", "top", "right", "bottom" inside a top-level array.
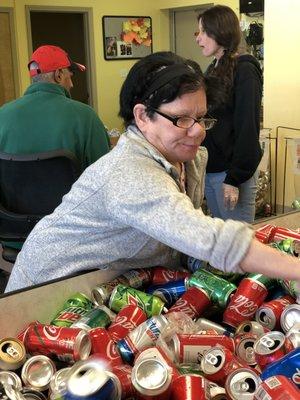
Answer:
[
  {"left": 64, "top": 359, "right": 121, "bottom": 400},
  {"left": 187, "top": 256, "right": 206, "bottom": 273},
  {"left": 146, "top": 279, "right": 186, "bottom": 307},
  {"left": 260, "top": 347, "right": 300, "bottom": 387}
]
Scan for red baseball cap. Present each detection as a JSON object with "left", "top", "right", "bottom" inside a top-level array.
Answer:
[{"left": 28, "top": 45, "right": 86, "bottom": 77}]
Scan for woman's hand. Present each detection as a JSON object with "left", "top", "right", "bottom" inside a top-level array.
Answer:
[{"left": 223, "top": 183, "right": 239, "bottom": 210}]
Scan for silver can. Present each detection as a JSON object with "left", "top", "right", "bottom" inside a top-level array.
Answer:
[
  {"left": 210, "top": 385, "right": 228, "bottom": 400},
  {"left": 235, "top": 320, "right": 267, "bottom": 338},
  {"left": 21, "top": 355, "right": 56, "bottom": 391},
  {"left": 255, "top": 305, "right": 277, "bottom": 330},
  {"left": 225, "top": 368, "right": 261, "bottom": 399},
  {"left": 0, "top": 371, "right": 22, "bottom": 391},
  {"left": 195, "top": 318, "right": 233, "bottom": 336},
  {"left": 285, "top": 322, "right": 300, "bottom": 348},
  {"left": 131, "top": 358, "right": 172, "bottom": 398},
  {"left": 280, "top": 303, "right": 300, "bottom": 332},
  {"left": 21, "top": 388, "right": 48, "bottom": 400},
  {"left": 200, "top": 347, "right": 227, "bottom": 376},
  {"left": 235, "top": 334, "right": 257, "bottom": 366},
  {"left": 49, "top": 367, "right": 71, "bottom": 399},
  {"left": 65, "top": 358, "right": 121, "bottom": 400},
  {"left": 91, "top": 284, "right": 115, "bottom": 306}
]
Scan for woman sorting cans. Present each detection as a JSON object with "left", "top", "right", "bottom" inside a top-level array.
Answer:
[
  {"left": 5, "top": 51, "right": 300, "bottom": 292},
  {"left": 195, "top": 5, "right": 263, "bottom": 223}
]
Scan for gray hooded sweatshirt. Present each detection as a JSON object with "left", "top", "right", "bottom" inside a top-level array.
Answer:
[{"left": 6, "top": 125, "right": 254, "bottom": 292}]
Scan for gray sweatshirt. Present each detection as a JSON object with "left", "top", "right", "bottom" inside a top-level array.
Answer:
[{"left": 6, "top": 126, "right": 254, "bottom": 292}]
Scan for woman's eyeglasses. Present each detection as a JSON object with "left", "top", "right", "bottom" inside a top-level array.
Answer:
[{"left": 149, "top": 108, "right": 217, "bottom": 130}]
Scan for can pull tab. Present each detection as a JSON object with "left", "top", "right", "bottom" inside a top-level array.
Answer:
[
  {"left": 233, "top": 381, "right": 249, "bottom": 393},
  {"left": 205, "top": 353, "right": 218, "bottom": 366},
  {"left": 260, "top": 336, "right": 275, "bottom": 349},
  {"left": 6, "top": 344, "right": 20, "bottom": 360}
]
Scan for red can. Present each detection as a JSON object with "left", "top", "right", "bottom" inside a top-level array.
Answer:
[
  {"left": 21, "top": 322, "right": 91, "bottom": 363},
  {"left": 254, "top": 375, "right": 300, "bottom": 399},
  {"left": 152, "top": 267, "right": 190, "bottom": 285},
  {"left": 271, "top": 226, "right": 300, "bottom": 242},
  {"left": 107, "top": 305, "right": 147, "bottom": 342},
  {"left": 254, "top": 224, "right": 276, "bottom": 244},
  {"left": 253, "top": 331, "right": 293, "bottom": 370},
  {"left": 89, "top": 327, "right": 123, "bottom": 367},
  {"left": 167, "top": 286, "right": 211, "bottom": 319},
  {"left": 201, "top": 346, "right": 249, "bottom": 385},
  {"left": 223, "top": 278, "right": 268, "bottom": 328},
  {"left": 111, "top": 363, "right": 135, "bottom": 400},
  {"left": 255, "top": 294, "right": 295, "bottom": 330},
  {"left": 171, "top": 374, "right": 209, "bottom": 400},
  {"left": 170, "top": 333, "right": 235, "bottom": 364}
]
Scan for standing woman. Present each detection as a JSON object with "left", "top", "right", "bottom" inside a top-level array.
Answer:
[{"left": 196, "top": 5, "right": 263, "bottom": 222}]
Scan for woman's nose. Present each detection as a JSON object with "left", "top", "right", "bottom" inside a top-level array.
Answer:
[{"left": 188, "top": 122, "right": 206, "bottom": 141}]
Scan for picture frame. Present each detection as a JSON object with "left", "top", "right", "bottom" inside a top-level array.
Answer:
[{"left": 102, "top": 16, "right": 153, "bottom": 60}]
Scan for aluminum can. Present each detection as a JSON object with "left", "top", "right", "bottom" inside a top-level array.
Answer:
[
  {"left": 255, "top": 294, "right": 295, "bottom": 330},
  {"left": 170, "top": 374, "right": 209, "bottom": 400},
  {"left": 91, "top": 269, "right": 153, "bottom": 306},
  {"left": 186, "top": 270, "right": 237, "bottom": 309},
  {"left": 49, "top": 367, "right": 71, "bottom": 400},
  {"left": 22, "top": 322, "right": 91, "bottom": 363},
  {"left": 209, "top": 384, "right": 228, "bottom": 400},
  {"left": 286, "top": 322, "right": 300, "bottom": 348},
  {"left": 64, "top": 358, "right": 121, "bottom": 400},
  {"left": 278, "top": 279, "right": 300, "bottom": 300},
  {"left": 51, "top": 306, "right": 89, "bottom": 327},
  {"left": 0, "top": 337, "right": 26, "bottom": 370},
  {"left": 117, "top": 315, "right": 168, "bottom": 364},
  {"left": 152, "top": 267, "right": 190, "bottom": 285},
  {"left": 89, "top": 328, "right": 123, "bottom": 367},
  {"left": 195, "top": 318, "right": 232, "bottom": 336},
  {"left": 260, "top": 347, "right": 300, "bottom": 387},
  {"left": 253, "top": 330, "right": 292, "bottom": 370},
  {"left": 170, "top": 333, "right": 235, "bottom": 364},
  {"left": 254, "top": 224, "right": 276, "bottom": 244},
  {"left": 71, "top": 307, "right": 112, "bottom": 330},
  {"left": 62, "top": 292, "right": 94, "bottom": 309},
  {"left": 146, "top": 279, "right": 186, "bottom": 307},
  {"left": 20, "top": 388, "right": 48, "bottom": 400},
  {"left": 201, "top": 346, "right": 249, "bottom": 385},
  {"left": 167, "top": 286, "right": 211, "bottom": 319},
  {"left": 254, "top": 375, "right": 300, "bottom": 399},
  {"left": 107, "top": 304, "right": 147, "bottom": 342},
  {"left": 177, "top": 363, "right": 204, "bottom": 376},
  {"left": 111, "top": 364, "right": 135, "bottom": 400},
  {"left": 223, "top": 277, "right": 268, "bottom": 328},
  {"left": 21, "top": 355, "right": 56, "bottom": 391},
  {"left": 246, "top": 273, "right": 276, "bottom": 290},
  {"left": 109, "top": 284, "right": 166, "bottom": 317},
  {"left": 0, "top": 371, "right": 22, "bottom": 390},
  {"left": 235, "top": 320, "right": 269, "bottom": 338},
  {"left": 280, "top": 303, "right": 300, "bottom": 332},
  {"left": 131, "top": 358, "right": 172, "bottom": 399},
  {"left": 187, "top": 256, "right": 207, "bottom": 273},
  {"left": 234, "top": 333, "right": 257, "bottom": 366},
  {"left": 271, "top": 226, "right": 300, "bottom": 242},
  {"left": 225, "top": 368, "right": 261, "bottom": 400}
]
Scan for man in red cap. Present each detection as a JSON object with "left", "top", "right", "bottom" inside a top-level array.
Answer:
[{"left": 0, "top": 44, "right": 110, "bottom": 253}]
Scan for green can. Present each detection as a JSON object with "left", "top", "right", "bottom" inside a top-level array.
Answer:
[
  {"left": 71, "top": 307, "right": 111, "bottom": 330},
  {"left": 51, "top": 306, "right": 88, "bottom": 327},
  {"left": 278, "top": 279, "right": 300, "bottom": 299},
  {"left": 109, "top": 284, "right": 165, "bottom": 317},
  {"left": 205, "top": 264, "right": 243, "bottom": 284},
  {"left": 186, "top": 269, "right": 237, "bottom": 309},
  {"left": 62, "top": 292, "right": 94, "bottom": 310},
  {"left": 178, "top": 363, "right": 204, "bottom": 376}
]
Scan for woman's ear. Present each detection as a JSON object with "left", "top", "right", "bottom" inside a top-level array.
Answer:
[{"left": 133, "top": 104, "right": 150, "bottom": 131}]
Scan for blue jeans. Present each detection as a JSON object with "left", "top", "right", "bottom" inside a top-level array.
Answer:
[{"left": 205, "top": 171, "right": 258, "bottom": 223}]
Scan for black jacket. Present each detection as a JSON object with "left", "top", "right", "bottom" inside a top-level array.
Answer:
[{"left": 203, "top": 54, "right": 263, "bottom": 187}]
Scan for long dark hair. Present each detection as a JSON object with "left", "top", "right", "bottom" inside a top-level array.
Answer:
[{"left": 198, "top": 5, "right": 241, "bottom": 106}]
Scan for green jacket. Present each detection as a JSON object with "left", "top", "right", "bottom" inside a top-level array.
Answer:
[{"left": 0, "top": 82, "right": 110, "bottom": 249}]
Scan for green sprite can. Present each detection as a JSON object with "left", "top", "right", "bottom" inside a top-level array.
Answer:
[
  {"left": 62, "top": 292, "right": 94, "bottom": 310},
  {"left": 70, "top": 307, "right": 112, "bottom": 330},
  {"left": 186, "top": 269, "right": 237, "bottom": 309},
  {"left": 108, "top": 284, "right": 166, "bottom": 317},
  {"left": 51, "top": 306, "right": 88, "bottom": 327}
]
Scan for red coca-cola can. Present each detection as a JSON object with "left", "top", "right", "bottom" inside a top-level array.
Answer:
[
  {"left": 89, "top": 327, "right": 123, "bottom": 367},
  {"left": 171, "top": 374, "right": 209, "bottom": 400},
  {"left": 152, "top": 267, "right": 190, "bottom": 285},
  {"left": 254, "top": 224, "right": 276, "bottom": 244},
  {"left": 107, "top": 305, "right": 147, "bottom": 342},
  {"left": 170, "top": 333, "right": 235, "bottom": 364},
  {"left": 201, "top": 346, "right": 249, "bottom": 385},
  {"left": 111, "top": 363, "right": 135, "bottom": 400},
  {"left": 20, "top": 322, "right": 91, "bottom": 363},
  {"left": 167, "top": 286, "right": 211, "bottom": 319},
  {"left": 253, "top": 331, "right": 293, "bottom": 370},
  {"left": 255, "top": 294, "right": 295, "bottom": 330},
  {"left": 271, "top": 226, "right": 300, "bottom": 242},
  {"left": 254, "top": 375, "right": 300, "bottom": 399},
  {"left": 223, "top": 278, "right": 268, "bottom": 328},
  {"left": 234, "top": 333, "right": 257, "bottom": 366}
]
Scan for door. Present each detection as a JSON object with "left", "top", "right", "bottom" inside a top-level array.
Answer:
[
  {"left": 171, "top": 5, "right": 213, "bottom": 73},
  {"left": 29, "top": 10, "right": 91, "bottom": 105}
]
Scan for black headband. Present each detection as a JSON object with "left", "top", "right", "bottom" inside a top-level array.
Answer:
[{"left": 141, "top": 64, "right": 195, "bottom": 101}]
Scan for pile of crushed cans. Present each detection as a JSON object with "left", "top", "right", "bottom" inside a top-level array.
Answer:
[{"left": 1, "top": 225, "right": 300, "bottom": 400}]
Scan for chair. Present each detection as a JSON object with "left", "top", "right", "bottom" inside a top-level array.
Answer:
[{"left": 0, "top": 149, "right": 81, "bottom": 263}]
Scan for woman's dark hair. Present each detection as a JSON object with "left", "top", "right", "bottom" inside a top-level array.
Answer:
[
  {"left": 119, "top": 51, "right": 205, "bottom": 127},
  {"left": 198, "top": 5, "right": 241, "bottom": 105}
]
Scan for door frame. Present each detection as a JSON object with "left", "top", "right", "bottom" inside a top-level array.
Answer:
[
  {"left": 25, "top": 5, "right": 97, "bottom": 110},
  {"left": 0, "top": 7, "right": 20, "bottom": 98}
]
